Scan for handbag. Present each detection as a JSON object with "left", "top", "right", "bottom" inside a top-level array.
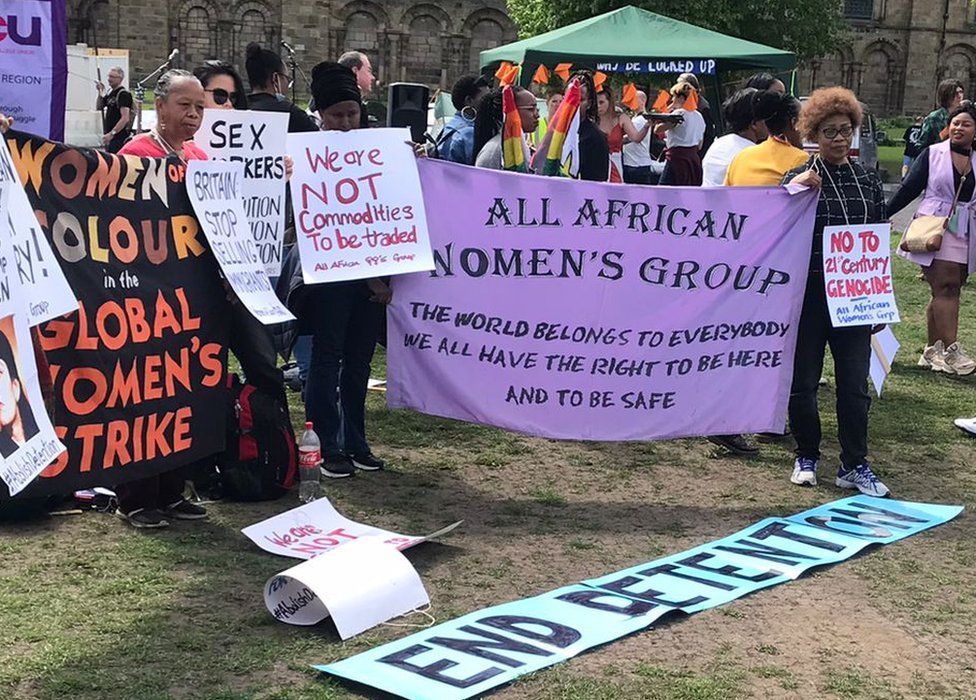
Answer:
[{"left": 900, "top": 166, "right": 970, "bottom": 253}]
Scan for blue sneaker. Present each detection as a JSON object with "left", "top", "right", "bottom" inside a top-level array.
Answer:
[
  {"left": 790, "top": 457, "right": 818, "bottom": 486},
  {"left": 836, "top": 462, "right": 890, "bottom": 498}
]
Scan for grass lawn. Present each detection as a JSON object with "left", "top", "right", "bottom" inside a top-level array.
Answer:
[
  {"left": 1, "top": 233, "right": 975, "bottom": 700},
  {"left": 877, "top": 145, "right": 903, "bottom": 184}
]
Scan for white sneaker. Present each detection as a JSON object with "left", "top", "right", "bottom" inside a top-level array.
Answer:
[
  {"left": 953, "top": 417, "right": 976, "bottom": 435},
  {"left": 920, "top": 341, "right": 948, "bottom": 372},
  {"left": 790, "top": 458, "right": 818, "bottom": 486},
  {"left": 943, "top": 342, "right": 976, "bottom": 376},
  {"left": 836, "top": 462, "right": 890, "bottom": 497}
]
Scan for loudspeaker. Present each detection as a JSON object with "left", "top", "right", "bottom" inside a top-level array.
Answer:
[{"left": 387, "top": 82, "right": 430, "bottom": 143}]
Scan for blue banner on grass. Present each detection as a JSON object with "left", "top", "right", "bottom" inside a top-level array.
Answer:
[{"left": 317, "top": 497, "right": 962, "bottom": 699}]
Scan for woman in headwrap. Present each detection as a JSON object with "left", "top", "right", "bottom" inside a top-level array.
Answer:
[{"left": 278, "top": 62, "right": 390, "bottom": 479}]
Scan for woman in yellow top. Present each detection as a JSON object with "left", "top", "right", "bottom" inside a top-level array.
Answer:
[{"left": 725, "top": 91, "right": 808, "bottom": 185}]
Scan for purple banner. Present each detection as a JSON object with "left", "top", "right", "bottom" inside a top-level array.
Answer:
[
  {"left": 387, "top": 162, "right": 819, "bottom": 441},
  {"left": 0, "top": 0, "right": 67, "bottom": 141}
]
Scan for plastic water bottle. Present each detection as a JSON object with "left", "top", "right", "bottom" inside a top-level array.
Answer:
[{"left": 298, "top": 421, "right": 321, "bottom": 503}]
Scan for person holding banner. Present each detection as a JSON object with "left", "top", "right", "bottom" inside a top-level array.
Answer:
[
  {"left": 119, "top": 70, "right": 208, "bottom": 161},
  {"left": 473, "top": 87, "right": 539, "bottom": 170},
  {"left": 782, "top": 87, "right": 890, "bottom": 498},
  {"left": 888, "top": 101, "right": 976, "bottom": 375},
  {"left": 279, "top": 61, "right": 390, "bottom": 477}
]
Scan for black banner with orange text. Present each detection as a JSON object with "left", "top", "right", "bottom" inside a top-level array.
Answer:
[{"left": 5, "top": 132, "right": 229, "bottom": 497}]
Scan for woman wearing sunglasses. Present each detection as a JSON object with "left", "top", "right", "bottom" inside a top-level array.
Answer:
[
  {"left": 781, "top": 86, "right": 890, "bottom": 499},
  {"left": 193, "top": 60, "right": 248, "bottom": 110}
]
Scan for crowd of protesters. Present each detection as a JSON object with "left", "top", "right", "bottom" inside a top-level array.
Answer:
[{"left": 7, "top": 41, "right": 976, "bottom": 525}]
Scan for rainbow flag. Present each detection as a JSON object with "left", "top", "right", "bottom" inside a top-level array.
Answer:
[
  {"left": 531, "top": 78, "right": 582, "bottom": 177},
  {"left": 501, "top": 86, "right": 528, "bottom": 173}
]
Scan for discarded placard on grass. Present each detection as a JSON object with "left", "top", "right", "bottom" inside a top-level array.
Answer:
[
  {"left": 265, "top": 537, "right": 429, "bottom": 638},
  {"left": 870, "top": 326, "right": 900, "bottom": 397},
  {"left": 242, "top": 496, "right": 462, "bottom": 559},
  {"left": 318, "top": 497, "right": 962, "bottom": 700},
  {"left": 368, "top": 378, "right": 387, "bottom": 392}
]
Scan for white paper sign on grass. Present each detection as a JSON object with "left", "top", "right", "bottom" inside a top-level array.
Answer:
[
  {"left": 870, "top": 326, "right": 900, "bottom": 397},
  {"left": 186, "top": 160, "right": 294, "bottom": 325},
  {"left": 0, "top": 139, "right": 77, "bottom": 326},
  {"left": 288, "top": 127, "right": 434, "bottom": 283},
  {"left": 242, "top": 495, "right": 462, "bottom": 559},
  {"left": 264, "top": 537, "right": 429, "bottom": 639},
  {"left": 198, "top": 110, "right": 289, "bottom": 277},
  {"left": 0, "top": 185, "right": 66, "bottom": 496},
  {"left": 822, "top": 223, "right": 900, "bottom": 327}
]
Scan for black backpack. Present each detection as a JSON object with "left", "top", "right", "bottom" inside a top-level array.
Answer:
[{"left": 216, "top": 374, "right": 297, "bottom": 501}]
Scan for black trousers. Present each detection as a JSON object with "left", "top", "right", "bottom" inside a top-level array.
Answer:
[
  {"left": 106, "top": 132, "right": 129, "bottom": 154},
  {"left": 304, "top": 283, "right": 381, "bottom": 458},
  {"left": 789, "top": 275, "right": 871, "bottom": 469},
  {"left": 117, "top": 466, "right": 186, "bottom": 513},
  {"left": 623, "top": 165, "right": 652, "bottom": 185},
  {"left": 228, "top": 298, "right": 285, "bottom": 405}
]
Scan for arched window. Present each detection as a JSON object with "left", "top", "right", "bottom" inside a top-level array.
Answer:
[
  {"left": 843, "top": 0, "right": 873, "bottom": 20},
  {"left": 343, "top": 11, "right": 379, "bottom": 67},
  {"left": 178, "top": 4, "right": 215, "bottom": 67},
  {"left": 234, "top": 4, "right": 276, "bottom": 62},
  {"left": 468, "top": 18, "right": 503, "bottom": 72},
  {"left": 405, "top": 15, "right": 442, "bottom": 85},
  {"left": 77, "top": 0, "right": 117, "bottom": 47}
]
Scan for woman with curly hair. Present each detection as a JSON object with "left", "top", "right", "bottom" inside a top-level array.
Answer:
[
  {"left": 781, "top": 87, "right": 890, "bottom": 498},
  {"left": 888, "top": 101, "right": 976, "bottom": 375}
]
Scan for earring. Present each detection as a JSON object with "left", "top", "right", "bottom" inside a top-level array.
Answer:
[{"left": 461, "top": 105, "right": 476, "bottom": 120}]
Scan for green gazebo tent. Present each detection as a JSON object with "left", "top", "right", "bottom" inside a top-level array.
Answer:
[{"left": 480, "top": 5, "right": 796, "bottom": 83}]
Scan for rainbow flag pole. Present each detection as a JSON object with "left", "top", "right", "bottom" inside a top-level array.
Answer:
[
  {"left": 531, "top": 78, "right": 582, "bottom": 177},
  {"left": 501, "top": 86, "right": 528, "bottom": 173}
]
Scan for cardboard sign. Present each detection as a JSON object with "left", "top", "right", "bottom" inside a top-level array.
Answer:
[
  {"left": 0, "top": 185, "right": 65, "bottom": 496},
  {"left": 7, "top": 132, "right": 230, "bottom": 498},
  {"left": 0, "top": 138, "right": 77, "bottom": 325},
  {"left": 265, "top": 537, "right": 430, "bottom": 639},
  {"left": 870, "top": 326, "right": 900, "bottom": 397},
  {"left": 197, "top": 110, "right": 289, "bottom": 277},
  {"left": 186, "top": 160, "right": 294, "bottom": 325},
  {"left": 319, "top": 497, "right": 962, "bottom": 700},
  {"left": 388, "top": 160, "right": 819, "bottom": 441},
  {"left": 242, "top": 496, "right": 462, "bottom": 560},
  {"left": 288, "top": 127, "right": 434, "bottom": 283},
  {"left": 822, "top": 223, "right": 900, "bottom": 327}
]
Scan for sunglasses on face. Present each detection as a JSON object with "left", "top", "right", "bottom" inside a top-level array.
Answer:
[{"left": 206, "top": 88, "right": 239, "bottom": 105}]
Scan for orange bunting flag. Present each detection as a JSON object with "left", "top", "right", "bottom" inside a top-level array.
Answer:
[
  {"left": 494, "top": 61, "right": 513, "bottom": 81},
  {"left": 532, "top": 64, "right": 550, "bottom": 85},
  {"left": 593, "top": 71, "right": 608, "bottom": 91},
  {"left": 498, "top": 63, "right": 520, "bottom": 87},
  {"left": 554, "top": 62, "right": 573, "bottom": 81},
  {"left": 651, "top": 89, "right": 670, "bottom": 112},
  {"left": 621, "top": 82, "right": 639, "bottom": 110},
  {"left": 684, "top": 87, "right": 699, "bottom": 112},
  {"left": 501, "top": 86, "right": 528, "bottom": 173}
]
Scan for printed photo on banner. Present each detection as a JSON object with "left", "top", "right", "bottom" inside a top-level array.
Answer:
[
  {"left": 186, "top": 159, "right": 294, "bottom": 325},
  {"left": 0, "top": 137, "right": 77, "bottom": 325},
  {"left": 822, "top": 223, "right": 900, "bottom": 327},
  {"left": 0, "top": 0, "right": 67, "bottom": 141},
  {"left": 288, "top": 127, "right": 434, "bottom": 284},
  {"left": 5, "top": 132, "right": 230, "bottom": 498},
  {"left": 0, "top": 186, "right": 65, "bottom": 497},
  {"left": 387, "top": 161, "right": 820, "bottom": 442},
  {"left": 198, "top": 110, "right": 288, "bottom": 277}
]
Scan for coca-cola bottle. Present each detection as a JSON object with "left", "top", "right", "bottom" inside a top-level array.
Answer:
[{"left": 298, "top": 421, "right": 322, "bottom": 503}]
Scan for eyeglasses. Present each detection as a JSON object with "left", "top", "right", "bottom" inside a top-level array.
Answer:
[
  {"left": 821, "top": 125, "right": 854, "bottom": 140},
  {"left": 206, "top": 88, "right": 239, "bottom": 105}
]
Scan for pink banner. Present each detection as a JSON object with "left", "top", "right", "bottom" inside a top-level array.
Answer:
[{"left": 388, "top": 161, "right": 818, "bottom": 441}]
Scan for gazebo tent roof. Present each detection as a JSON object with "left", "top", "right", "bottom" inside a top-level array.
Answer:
[{"left": 480, "top": 5, "right": 796, "bottom": 74}]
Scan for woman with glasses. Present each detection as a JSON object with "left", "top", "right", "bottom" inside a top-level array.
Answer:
[
  {"left": 888, "top": 101, "right": 976, "bottom": 375},
  {"left": 193, "top": 61, "right": 248, "bottom": 110},
  {"left": 781, "top": 87, "right": 889, "bottom": 498},
  {"left": 472, "top": 86, "right": 539, "bottom": 170},
  {"left": 244, "top": 43, "right": 317, "bottom": 133}
]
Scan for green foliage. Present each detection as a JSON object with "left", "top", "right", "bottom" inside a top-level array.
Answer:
[{"left": 506, "top": 0, "right": 848, "bottom": 62}]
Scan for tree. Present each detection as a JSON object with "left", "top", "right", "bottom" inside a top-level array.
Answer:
[{"left": 506, "top": 0, "right": 848, "bottom": 63}]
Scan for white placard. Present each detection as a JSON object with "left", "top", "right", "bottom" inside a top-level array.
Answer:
[
  {"left": 197, "top": 110, "right": 289, "bottom": 277},
  {"left": 0, "top": 185, "right": 66, "bottom": 495},
  {"left": 822, "top": 223, "right": 900, "bottom": 327},
  {"left": 288, "top": 127, "right": 434, "bottom": 283},
  {"left": 185, "top": 160, "right": 294, "bottom": 325},
  {"left": 870, "top": 326, "right": 900, "bottom": 397},
  {"left": 264, "top": 536, "right": 430, "bottom": 639},
  {"left": 0, "top": 138, "right": 77, "bottom": 325},
  {"left": 242, "top": 495, "right": 462, "bottom": 560}
]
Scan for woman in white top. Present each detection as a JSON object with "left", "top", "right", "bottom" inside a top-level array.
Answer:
[
  {"left": 622, "top": 89, "right": 657, "bottom": 184},
  {"left": 658, "top": 81, "right": 706, "bottom": 186},
  {"left": 701, "top": 88, "right": 768, "bottom": 187}
]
